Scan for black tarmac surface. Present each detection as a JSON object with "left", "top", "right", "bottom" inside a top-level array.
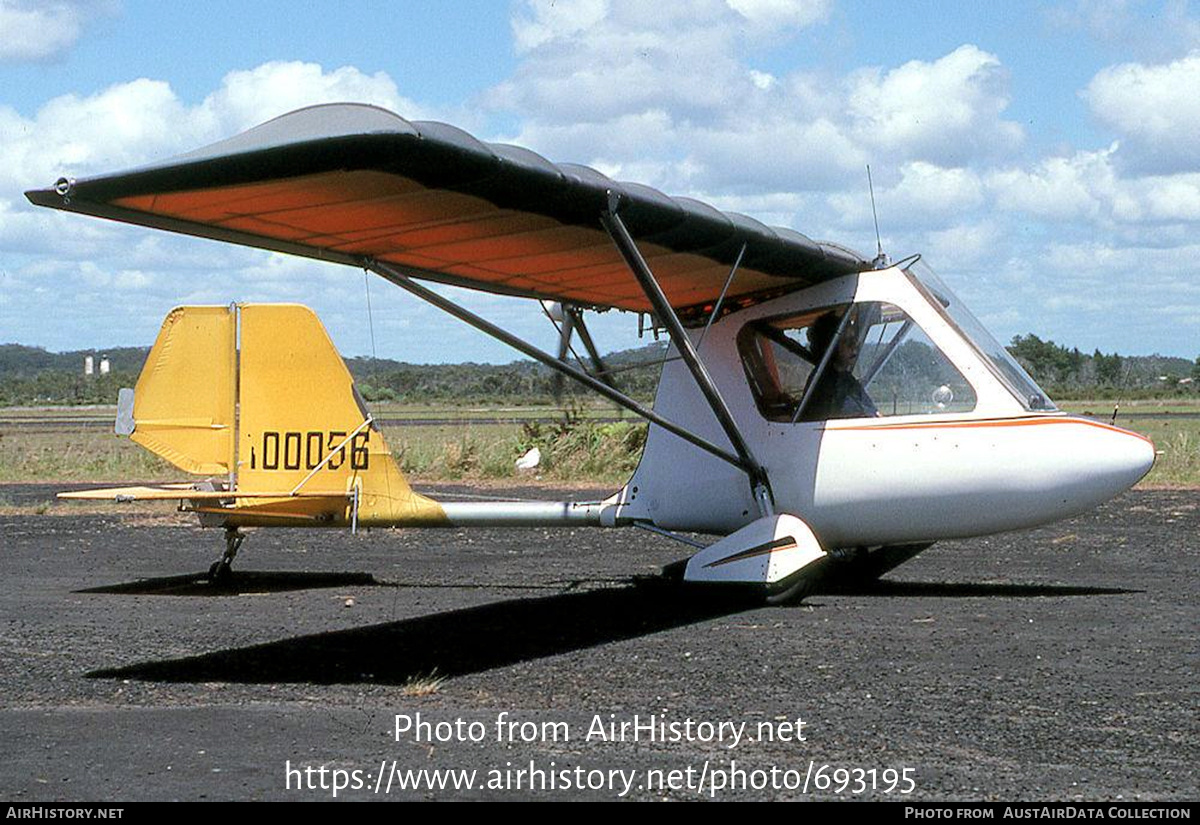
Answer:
[{"left": 1, "top": 484, "right": 1196, "bottom": 801}]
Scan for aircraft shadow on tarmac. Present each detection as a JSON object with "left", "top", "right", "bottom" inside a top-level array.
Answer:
[
  {"left": 76, "top": 570, "right": 381, "bottom": 596},
  {"left": 823, "top": 580, "right": 1140, "bottom": 598},
  {"left": 86, "top": 575, "right": 1138, "bottom": 686},
  {"left": 87, "top": 580, "right": 754, "bottom": 685}
]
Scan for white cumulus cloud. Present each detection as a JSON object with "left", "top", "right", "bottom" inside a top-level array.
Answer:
[
  {"left": 848, "top": 45, "right": 1024, "bottom": 166},
  {"left": 826, "top": 162, "right": 985, "bottom": 236},
  {"left": 0, "top": 0, "right": 113, "bottom": 63},
  {"left": 1047, "top": 0, "right": 1200, "bottom": 61},
  {"left": 494, "top": 0, "right": 832, "bottom": 129},
  {"left": 512, "top": 0, "right": 610, "bottom": 52},
  {"left": 987, "top": 149, "right": 1115, "bottom": 221},
  {"left": 1110, "top": 173, "right": 1200, "bottom": 223},
  {"left": 197, "top": 60, "right": 425, "bottom": 137},
  {"left": 1083, "top": 50, "right": 1200, "bottom": 174},
  {"left": 725, "top": 0, "right": 830, "bottom": 33},
  {"left": 489, "top": 8, "right": 1028, "bottom": 204}
]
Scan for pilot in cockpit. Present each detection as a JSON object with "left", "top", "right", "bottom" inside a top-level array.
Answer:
[{"left": 805, "top": 308, "right": 879, "bottom": 421}]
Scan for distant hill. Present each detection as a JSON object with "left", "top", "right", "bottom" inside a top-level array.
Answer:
[
  {"left": 0, "top": 344, "right": 150, "bottom": 378},
  {"left": 345, "top": 340, "right": 669, "bottom": 403}
]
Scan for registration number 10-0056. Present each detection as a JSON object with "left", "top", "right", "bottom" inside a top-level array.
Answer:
[{"left": 249, "top": 430, "right": 371, "bottom": 471}]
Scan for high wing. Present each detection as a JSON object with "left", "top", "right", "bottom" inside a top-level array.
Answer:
[{"left": 26, "top": 103, "right": 866, "bottom": 318}]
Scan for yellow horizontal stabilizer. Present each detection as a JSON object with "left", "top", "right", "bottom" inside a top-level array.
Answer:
[{"left": 58, "top": 485, "right": 351, "bottom": 502}]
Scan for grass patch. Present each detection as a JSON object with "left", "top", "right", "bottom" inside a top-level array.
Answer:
[
  {"left": 389, "top": 417, "right": 646, "bottom": 484},
  {"left": 1061, "top": 399, "right": 1200, "bottom": 415},
  {"left": 515, "top": 417, "right": 646, "bottom": 482},
  {"left": 0, "top": 417, "right": 646, "bottom": 485},
  {"left": 370, "top": 401, "right": 637, "bottom": 421},
  {"left": 0, "top": 494, "right": 53, "bottom": 516},
  {"left": 1150, "top": 430, "right": 1198, "bottom": 486},
  {"left": 1122, "top": 422, "right": 1200, "bottom": 487},
  {"left": 392, "top": 423, "right": 524, "bottom": 480},
  {"left": 0, "top": 495, "right": 186, "bottom": 516},
  {"left": 0, "top": 429, "right": 173, "bottom": 482},
  {"left": 400, "top": 670, "right": 445, "bottom": 697}
]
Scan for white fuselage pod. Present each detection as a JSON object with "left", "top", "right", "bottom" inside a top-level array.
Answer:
[{"left": 613, "top": 266, "right": 1155, "bottom": 547}]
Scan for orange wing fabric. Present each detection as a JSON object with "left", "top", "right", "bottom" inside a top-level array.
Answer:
[{"left": 27, "top": 103, "right": 865, "bottom": 318}]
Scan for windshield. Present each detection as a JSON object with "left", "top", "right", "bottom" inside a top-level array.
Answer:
[{"left": 905, "top": 260, "right": 1056, "bottom": 411}]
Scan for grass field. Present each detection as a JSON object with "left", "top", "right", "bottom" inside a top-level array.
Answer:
[
  {"left": 1059, "top": 399, "right": 1200, "bottom": 415},
  {"left": 0, "top": 402, "right": 1196, "bottom": 488}
]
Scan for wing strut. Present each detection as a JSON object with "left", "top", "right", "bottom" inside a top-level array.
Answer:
[
  {"left": 541, "top": 301, "right": 617, "bottom": 398},
  {"left": 599, "top": 195, "right": 774, "bottom": 515},
  {"left": 566, "top": 306, "right": 617, "bottom": 390},
  {"left": 367, "top": 261, "right": 751, "bottom": 474}
]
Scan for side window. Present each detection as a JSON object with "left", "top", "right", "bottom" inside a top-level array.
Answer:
[
  {"left": 738, "top": 302, "right": 977, "bottom": 422},
  {"left": 738, "top": 307, "right": 834, "bottom": 421}
]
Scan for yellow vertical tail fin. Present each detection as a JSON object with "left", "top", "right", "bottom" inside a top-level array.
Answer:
[{"left": 117, "top": 303, "right": 444, "bottom": 526}]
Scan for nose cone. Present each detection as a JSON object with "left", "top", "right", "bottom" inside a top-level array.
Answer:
[{"left": 1081, "top": 420, "right": 1156, "bottom": 497}]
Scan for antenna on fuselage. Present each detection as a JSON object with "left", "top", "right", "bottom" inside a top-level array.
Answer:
[{"left": 867, "top": 165, "right": 890, "bottom": 270}]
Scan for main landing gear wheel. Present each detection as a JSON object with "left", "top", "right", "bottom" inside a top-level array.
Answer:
[
  {"left": 207, "top": 527, "right": 245, "bottom": 585},
  {"left": 765, "top": 575, "right": 817, "bottom": 605},
  {"left": 765, "top": 558, "right": 833, "bottom": 605}
]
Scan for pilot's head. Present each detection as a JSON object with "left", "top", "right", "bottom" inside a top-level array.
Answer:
[{"left": 810, "top": 309, "right": 860, "bottom": 370}]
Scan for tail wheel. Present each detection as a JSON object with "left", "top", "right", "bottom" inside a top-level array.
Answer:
[{"left": 207, "top": 527, "right": 244, "bottom": 584}]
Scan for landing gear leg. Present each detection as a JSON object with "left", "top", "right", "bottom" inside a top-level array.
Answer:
[{"left": 208, "top": 527, "right": 244, "bottom": 584}]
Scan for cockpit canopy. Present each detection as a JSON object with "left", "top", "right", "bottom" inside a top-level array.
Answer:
[{"left": 738, "top": 259, "right": 1055, "bottom": 423}]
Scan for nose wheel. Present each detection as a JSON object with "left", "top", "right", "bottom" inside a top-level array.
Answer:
[{"left": 208, "top": 527, "right": 245, "bottom": 584}]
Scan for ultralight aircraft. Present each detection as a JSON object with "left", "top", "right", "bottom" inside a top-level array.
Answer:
[{"left": 26, "top": 103, "right": 1156, "bottom": 601}]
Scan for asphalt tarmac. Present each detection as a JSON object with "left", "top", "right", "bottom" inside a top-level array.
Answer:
[{"left": 0, "top": 484, "right": 1196, "bottom": 801}]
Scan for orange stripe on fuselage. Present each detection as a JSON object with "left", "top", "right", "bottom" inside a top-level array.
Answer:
[{"left": 826, "top": 415, "right": 1154, "bottom": 445}]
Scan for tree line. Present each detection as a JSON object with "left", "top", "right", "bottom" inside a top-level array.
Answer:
[{"left": 1006, "top": 334, "right": 1199, "bottom": 397}]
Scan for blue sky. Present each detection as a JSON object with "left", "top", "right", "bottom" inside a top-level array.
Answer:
[{"left": 2, "top": 0, "right": 1198, "bottom": 362}]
